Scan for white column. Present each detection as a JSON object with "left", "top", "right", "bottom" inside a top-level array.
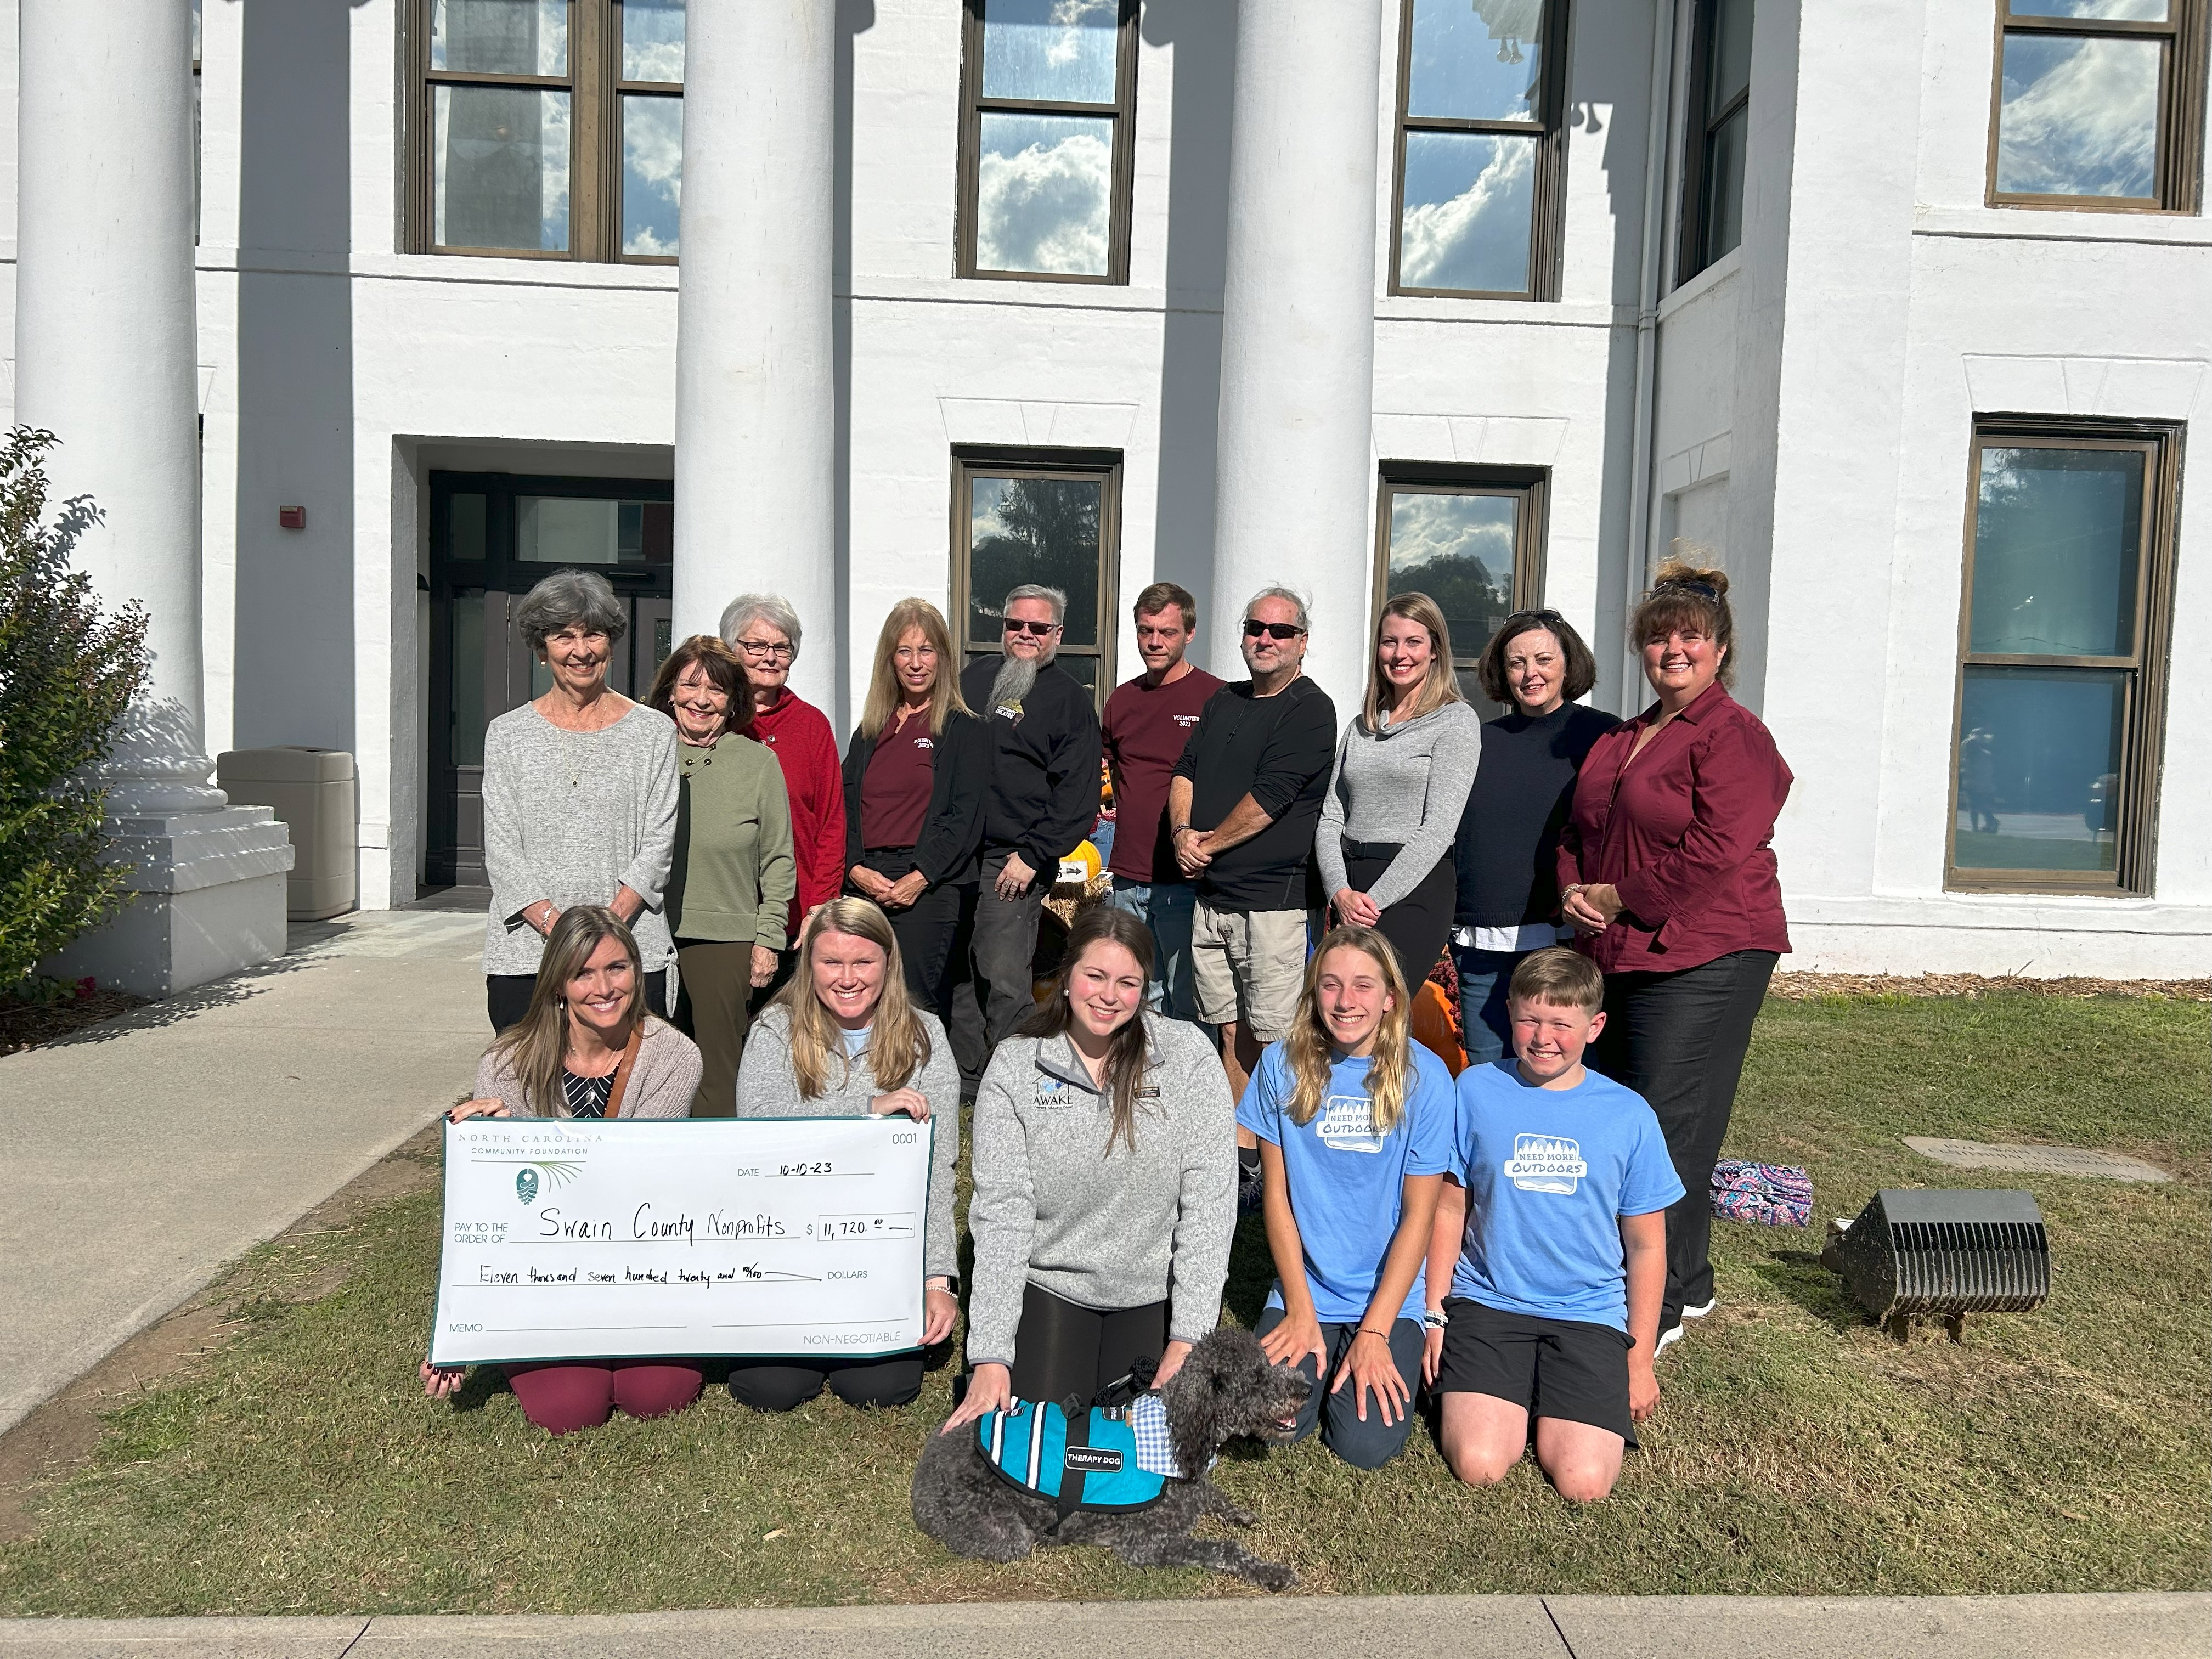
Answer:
[
  {"left": 672, "top": 0, "right": 839, "bottom": 713},
  {"left": 16, "top": 0, "right": 291, "bottom": 996},
  {"left": 1209, "top": 0, "right": 1385, "bottom": 704}
]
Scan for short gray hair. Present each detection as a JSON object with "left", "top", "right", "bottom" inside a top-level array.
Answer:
[
  {"left": 1242, "top": 585, "right": 1310, "bottom": 631},
  {"left": 1003, "top": 584, "right": 1067, "bottom": 625},
  {"left": 516, "top": 569, "right": 626, "bottom": 653},
  {"left": 719, "top": 593, "right": 804, "bottom": 660}
]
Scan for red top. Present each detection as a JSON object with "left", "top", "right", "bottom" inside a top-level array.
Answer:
[
  {"left": 1100, "top": 665, "right": 1223, "bottom": 883},
  {"left": 1557, "top": 681, "right": 1792, "bottom": 975},
  {"left": 860, "top": 715, "right": 937, "bottom": 851},
  {"left": 745, "top": 691, "right": 848, "bottom": 933}
]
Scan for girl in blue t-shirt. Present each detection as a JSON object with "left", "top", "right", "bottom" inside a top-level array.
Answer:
[{"left": 1235, "top": 925, "right": 1453, "bottom": 1469}]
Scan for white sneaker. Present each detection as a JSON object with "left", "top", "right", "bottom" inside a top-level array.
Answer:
[
  {"left": 1681, "top": 1296, "right": 1717, "bottom": 1320},
  {"left": 1654, "top": 1323, "right": 1684, "bottom": 1356}
]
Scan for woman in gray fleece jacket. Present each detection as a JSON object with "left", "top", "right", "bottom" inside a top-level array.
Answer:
[
  {"left": 1317, "top": 592, "right": 1482, "bottom": 984},
  {"left": 730, "top": 898, "right": 962, "bottom": 1413},
  {"left": 941, "top": 907, "right": 1237, "bottom": 1435}
]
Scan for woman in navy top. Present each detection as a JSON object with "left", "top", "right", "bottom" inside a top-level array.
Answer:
[{"left": 1449, "top": 611, "right": 1619, "bottom": 1065}]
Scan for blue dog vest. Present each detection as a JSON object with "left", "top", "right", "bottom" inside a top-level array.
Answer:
[{"left": 975, "top": 1398, "right": 1169, "bottom": 1521}]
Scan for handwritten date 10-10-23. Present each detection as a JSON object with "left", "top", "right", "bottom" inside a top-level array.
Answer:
[{"left": 778, "top": 1161, "right": 835, "bottom": 1177}]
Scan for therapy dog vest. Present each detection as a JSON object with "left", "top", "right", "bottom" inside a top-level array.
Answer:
[{"left": 975, "top": 1398, "right": 1169, "bottom": 1522}]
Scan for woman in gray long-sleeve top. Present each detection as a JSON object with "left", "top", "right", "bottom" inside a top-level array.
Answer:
[
  {"left": 1316, "top": 592, "right": 1482, "bottom": 985},
  {"left": 729, "top": 898, "right": 962, "bottom": 1413},
  {"left": 940, "top": 906, "right": 1237, "bottom": 1437},
  {"left": 481, "top": 570, "right": 681, "bottom": 1034}
]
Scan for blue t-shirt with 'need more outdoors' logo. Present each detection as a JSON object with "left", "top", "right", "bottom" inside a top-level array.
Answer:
[
  {"left": 1237, "top": 1041, "right": 1457, "bottom": 1324},
  {"left": 1448, "top": 1057, "right": 1685, "bottom": 1331}
]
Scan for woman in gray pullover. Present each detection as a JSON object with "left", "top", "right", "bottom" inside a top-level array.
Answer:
[
  {"left": 730, "top": 899, "right": 962, "bottom": 1413},
  {"left": 941, "top": 907, "right": 1237, "bottom": 1435},
  {"left": 1316, "top": 592, "right": 1482, "bottom": 985}
]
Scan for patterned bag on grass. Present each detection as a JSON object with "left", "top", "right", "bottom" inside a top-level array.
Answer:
[{"left": 1710, "top": 1160, "right": 1812, "bottom": 1227}]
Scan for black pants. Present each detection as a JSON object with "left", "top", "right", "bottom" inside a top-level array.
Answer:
[
  {"left": 947, "top": 853, "right": 1047, "bottom": 1087},
  {"left": 671, "top": 940, "right": 753, "bottom": 1118},
  {"left": 851, "top": 852, "right": 967, "bottom": 1020},
  {"left": 1589, "top": 949, "right": 1779, "bottom": 1330},
  {"left": 727, "top": 1354, "right": 924, "bottom": 1413},
  {"left": 1003, "top": 1281, "right": 1169, "bottom": 1407},
  {"left": 1341, "top": 842, "right": 1456, "bottom": 986},
  {"left": 487, "top": 969, "right": 667, "bottom": 1035}
]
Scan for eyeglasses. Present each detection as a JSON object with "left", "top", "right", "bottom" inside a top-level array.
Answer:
[
  {"left": 733, "top": 638, "right": 795, "bottom": 660},
  {"left": 1003, "top": 618, "right": 1062, "bottom": 637},
  {"left": 1243, "top": 619, "right": 1306, "bottom": 641}
]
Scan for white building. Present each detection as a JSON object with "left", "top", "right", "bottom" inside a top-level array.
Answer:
[{"left": 7, "top": 0, "right": 2207, "bottom": 991}]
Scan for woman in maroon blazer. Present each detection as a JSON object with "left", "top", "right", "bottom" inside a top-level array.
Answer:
[{"left": 1556, "top": 561, "right": 1792, "bottom": 1355}]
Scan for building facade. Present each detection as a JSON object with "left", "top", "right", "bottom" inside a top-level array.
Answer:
[{"left": 6, "top": 0, "right": 2207, "bottom": 987}]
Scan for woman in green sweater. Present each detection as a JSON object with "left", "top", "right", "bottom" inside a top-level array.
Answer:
[{"left": 648, "top": 636, "right": 797, "bottom": 1118}]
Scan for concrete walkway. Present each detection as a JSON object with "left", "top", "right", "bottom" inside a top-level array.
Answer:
[
  {"left": 0, "top": 1594, "right": 2203, "bottom": 1657},
  {"left": 0, "top": 908, "right": 488, "bottom": 1434}
]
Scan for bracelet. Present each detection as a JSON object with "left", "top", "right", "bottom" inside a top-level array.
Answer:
[
  {"left": 1562, "top": 883, "right": 1585, "bottom": 904},
  {"left": 1171, "top": 823, "right": 1193, "bottom": 837},
  {"left": 1354, "top": 1326, "right": 1392, "bottom": 1342},
  {"left": 1421, "top": 1310, "right": 1448, "bottom": 1330}
]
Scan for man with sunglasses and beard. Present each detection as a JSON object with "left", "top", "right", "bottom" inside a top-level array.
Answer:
[
  {"left": 1167, "top": 587, "right": 1338, "bottom": 1205},
  {"left": 951, "top": 585, "right": 1104, "bottom": 1074}
]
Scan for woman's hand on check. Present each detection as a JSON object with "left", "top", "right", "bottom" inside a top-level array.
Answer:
[
  {"left": 871, "top": 1088, "right": 932, "bottom": 1121},
  {"left": 420, "top": 1359, "right": 465, "bottom": 1399},
  {"left": 923, "top": 1279, "right": 959, "bottom": 1346},
  {"left": 447, "top": 1098, "right": 511, "bottom": 1122}
]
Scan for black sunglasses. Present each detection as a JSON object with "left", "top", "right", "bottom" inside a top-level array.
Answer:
[
  {"left": 1500, "top": 608, "right": 1564, "bottom": 629},
  {"left": 1243, "top": 619, "right": 1306, "bottom": 641},
  {"left": 1003, "top": 618, "right": 1061, "bottom": 637}
]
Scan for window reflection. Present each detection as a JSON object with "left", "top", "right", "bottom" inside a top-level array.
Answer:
[
  {"left": 620, "top": 0, "right": 685, "bottom": 82},
  {"left": 975, "top": 113, "right": 1113, "bottom": 275},
  {"left": 1971, "top": 448, "right": 2142, "bottom": 656},
  {"left": 1400, "top": 132, "right": 1537, "bottom": 295},
  {"left": 1954, "top": 669, "right": 2124, "bottom": 873},
  {"left": 516, "top": 497, "right": 671, "bottom": 565},
  {"left": 966, "top": 476, "right": 1104, "bottom": 648},
  {"left": 433, "top": 85, "right": 571, "bottom": 251},
  {"left": 980, "top": 0, "right": 1119, "bottom": 103},
  {"left": 432, "top": 0, "right": 569, "bottom": 75},
  {"left": 1386, "top": 492, "right": 1519, "bottom": 654},
  {"left": 1407, "top": 0, "right": 1544, "bottom": 120},
  {"left": 1996, "top": 32, "right": 2160, "bottom": 198},
  {"left": 622, "top": 95, "right": 682, "bottom": 256}
]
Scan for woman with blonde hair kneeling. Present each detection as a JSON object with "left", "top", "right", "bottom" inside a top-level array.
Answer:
[
  {"left": 421, "top": 906, "right": 705, "bottom": 1434},
  {"left": 943, "top": 906, "right": 1236, "bottom": 1435},
  {"left": 1237, "top": 926, "right": 1453, "bottom": 1469},
  {"left": 730, "top": 898, "right": 961, "bottom": 1411}
]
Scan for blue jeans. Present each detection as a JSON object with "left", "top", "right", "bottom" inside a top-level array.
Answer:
[
  {"left": 1106, "top": 877, "right": 1197, "bottom": 1020},
  {"left": 1452, "top": 944, "right": 1531, "bottom": 1067}
]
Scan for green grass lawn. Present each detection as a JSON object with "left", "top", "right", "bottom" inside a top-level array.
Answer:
[{"left": 2, "top": 991, "right": 2205, "bottom": 1614}]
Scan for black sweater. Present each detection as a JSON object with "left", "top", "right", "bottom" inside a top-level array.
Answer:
[
  {"left": 1452, "top": 702, "right": 1621, "bottom": 930},
  {"left": 1169, "top": 674, "right": 1338, "bottom": 912},
  {"left": 958, "top": 657, "right": 1104, "bottom": 876},
  {"left": 840, "top": 707, "right": 991, "bottom": 889}
]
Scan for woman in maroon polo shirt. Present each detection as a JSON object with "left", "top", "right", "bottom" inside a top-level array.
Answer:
[
  {"left": 840, "top": 600, "right": 991, "bottom": 1018},
  {"left": 1556, "top": 561, "right": 1792, "bottom": 1353}
]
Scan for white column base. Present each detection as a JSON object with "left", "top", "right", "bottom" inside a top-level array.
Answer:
[{"left": 38, "top": 805, "right": 296, "bottom": 997}]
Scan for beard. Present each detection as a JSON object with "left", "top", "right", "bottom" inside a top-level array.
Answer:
[{"left": 988, "top": 648, "right": 1048, "bottom": 712}]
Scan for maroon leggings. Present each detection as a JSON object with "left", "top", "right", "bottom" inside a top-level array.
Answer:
[{"left": 503, "top": 1359, "right": 703, "bottom": 1436}]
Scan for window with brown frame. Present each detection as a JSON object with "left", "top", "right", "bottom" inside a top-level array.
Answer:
[
  {"left": 1390, "top": 0, "right": 1570, "bottom": 301},
  {"left": 407, "top": 0, "right": 684, "bottom": 262},
  {"left": 1948, "top": 419, "right": 2182, "bottom": 896},
  {"left": 951, "top": 450, "right": 1123, "bottom": 710},
  {"left": 1988, "top": 1, "right": 2206, "bottom": 213},
  {"left": 1677, "top": 0, "right": 1750, "bottom": 285},
  {"left": 1374, "top": 467, "right": 1550, "bottom": 714},
  {"left": 956, "top": 0, "right": 1138, "bottom": 284}
]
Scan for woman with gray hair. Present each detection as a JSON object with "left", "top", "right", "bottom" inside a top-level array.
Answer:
[
  {"left": 481, "top": 569, "right": 681, "bottom": 1033},
  {"left": 721, "top": 593, "right": 848, "bottom": 992}
]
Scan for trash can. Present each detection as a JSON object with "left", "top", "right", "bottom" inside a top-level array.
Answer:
[{"left": 216, "top": 747, "right": 358, "bottom": 920}]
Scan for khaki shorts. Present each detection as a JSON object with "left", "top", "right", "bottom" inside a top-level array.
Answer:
[{"left": 1190, "top": 901, "right": 1310, "bottom": 1041}]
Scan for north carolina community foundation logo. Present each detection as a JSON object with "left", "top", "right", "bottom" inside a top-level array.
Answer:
[{"left": 1503, "top": 1133, "right": 1588, "bottom": 1195}]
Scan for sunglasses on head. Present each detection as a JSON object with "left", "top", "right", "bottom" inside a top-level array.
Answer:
[
  {"left": 1003, "top": 618, "right": 1061, "bottom": 637},
  {"left": 1501, "top": 608, "right": 1564, "bottom": 629},
  {"left": 1243, "top": 619, "right": 1306, "bottom": 640}
]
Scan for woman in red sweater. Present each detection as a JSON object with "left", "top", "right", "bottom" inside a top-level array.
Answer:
[
  {"left": 721, "top": 594, "right": 848, "bottom": 995},
  {"left": 1556, "top": 562, "right": 1792, "bottom": 1355}
]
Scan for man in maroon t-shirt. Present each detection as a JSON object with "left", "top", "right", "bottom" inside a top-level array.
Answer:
[{"left": 1099, "top": 582, "right": 1222, "bottom": 1020}]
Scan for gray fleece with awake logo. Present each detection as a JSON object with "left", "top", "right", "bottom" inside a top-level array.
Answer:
[{"left": 964, "top": 1015, "right": 1238, "bottom": 1369}]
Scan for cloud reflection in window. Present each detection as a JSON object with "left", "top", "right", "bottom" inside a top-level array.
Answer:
[{"left": 976, "top": 114, "right": 1112, "bottom": 275}]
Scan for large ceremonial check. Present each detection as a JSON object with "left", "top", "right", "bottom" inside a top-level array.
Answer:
[{"left": 429, "top": 1115, "right": 934, "bottom": 1367}]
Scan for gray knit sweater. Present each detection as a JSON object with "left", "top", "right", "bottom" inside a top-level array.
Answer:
[
  {"left": 471, "top": 1017, "right": 701, "bottom": 1120},
  {"left": 482, "top": 702, "right": 681, "bottom": 975},
  {"left": 732, "top": 1005, "right": 963, "bottom": 1282},
  {"left": 1314, "top": 701, "right": 1483, "bottom": 911},
  {"left": 966, "top": 1017, "right": 1237, "bottom": 1368}
]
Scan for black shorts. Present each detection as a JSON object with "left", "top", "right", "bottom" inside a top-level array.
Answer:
[{"left": 1432, "top": 1297, "right": 1637, "bottom": 1446}]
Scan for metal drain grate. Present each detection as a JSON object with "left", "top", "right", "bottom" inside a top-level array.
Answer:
[{"left": 1904, "top": 1138, "right": 2171, "bottom": 1183}]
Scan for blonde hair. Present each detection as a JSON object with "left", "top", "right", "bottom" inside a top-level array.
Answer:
[
  {"left": 482, "top": 906, "right": 649, "bottom": 1117},
  {"left": 859, "top": 599, "right": 970, "bottom": 740},
  {"left": 1363, "top": 592, "right": 1464, "bottom": 729},
  {"left": 769, "top": 898, "right": 932, "bottom": 1098},
  {"left": 1282, "top": 927, "right": 1415, "bottom": 1135}
]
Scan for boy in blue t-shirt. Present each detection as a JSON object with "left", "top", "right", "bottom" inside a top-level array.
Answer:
[
  {"left": 1237, "top": 929, "right": 1453, "bottom": 1470},
  {"left": 1424, "top": 947, "right": 1681, "bottom": 1502}
]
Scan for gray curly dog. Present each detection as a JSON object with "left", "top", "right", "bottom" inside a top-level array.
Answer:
[{"left": 910, "top": 1325, "right": 1310, "bottom": 1590}]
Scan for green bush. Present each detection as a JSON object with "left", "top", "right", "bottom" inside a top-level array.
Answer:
[{"left": 0, "top": 427, "right": 150, "bottom": 990}]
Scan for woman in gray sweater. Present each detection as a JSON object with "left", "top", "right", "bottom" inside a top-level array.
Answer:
[
  {"left": 730, "top": 898, "right": 961, "bottom": 1412},
  {"left": 940, "top": 906, "right": 1237, "bottom": 1436},
  {"left": 481, "top": 569, "right": 681, "bottom": 1034},
  {"left": 1316, "top": 592, "right": 1482, "bottom": 985}
]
